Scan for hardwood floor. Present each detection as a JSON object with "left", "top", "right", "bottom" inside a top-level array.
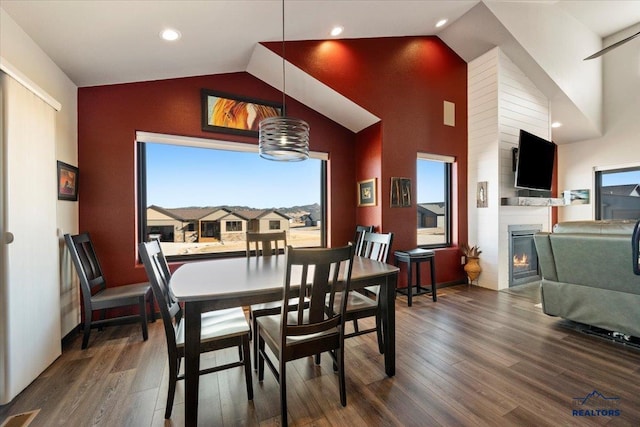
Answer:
[{"left": 2, "top": 285, "right": 639, "bottom": 426}]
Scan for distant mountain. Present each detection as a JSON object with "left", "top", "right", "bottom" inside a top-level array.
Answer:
[{"left": 277, "top": 203, "right": 321, "bottom": 220}]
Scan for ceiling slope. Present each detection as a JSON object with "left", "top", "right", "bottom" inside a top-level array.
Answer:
[
  {"left": 440, "top": 1, "right": 604, "bottom": 143},
  {"left": 246, "top": 44, "right": 379, "bottom": 133}
]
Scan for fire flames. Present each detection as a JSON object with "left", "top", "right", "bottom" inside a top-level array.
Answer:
[{"left": 513, "top": 253, "right": 530, "bottom": 269}]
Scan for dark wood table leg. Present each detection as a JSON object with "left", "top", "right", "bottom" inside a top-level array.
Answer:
[
  {"left": 430, "top": 257, "right": 437, "bottom": 302},
  {"left": 380, "top": 272, "right": 396, "bottom": 376},
  {"left": 184, "top": 301, "right": 202, "bottom": 427}
]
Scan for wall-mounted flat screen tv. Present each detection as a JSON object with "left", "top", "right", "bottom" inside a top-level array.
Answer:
[{"left": 514, "top": 129, "right": 556, "bottom": 191}]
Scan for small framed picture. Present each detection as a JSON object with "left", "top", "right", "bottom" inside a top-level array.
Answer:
[
  {"left": 57, "top": 161, "right": 79, "bottom": 201},
  {"left": 477, "top": 181, "right": 488, "bottom": 208},
  {"left": 563, "top": 189, "right": 590, "bottom": 205},
  {"left": 357, "top": 178, "right": 377, "bottom": 207},
  {"left": 390, "top": 177, "right": 411, "bottom": 207}
]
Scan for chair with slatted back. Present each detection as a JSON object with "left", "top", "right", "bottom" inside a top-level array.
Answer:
[
  {"left": 246, "top": 231, "right": 287, "bottom": 257},
  {"left": 246, "top": 231, "right": 307, "bottom": 369},
  {"left": 334, "top": 231, "right": 393, "bottom": 354},
  {"left": 354, "top": 225, "right": 374, "bottom": 255},
  {"left": 139, "top": 239, "right": 253, "bottom": 419},
  {"left": 256, "top": 244, "right": 355, "bottom": 426},
  {"left": 64, "top": 232, "right": 154, "bottom": 349}
]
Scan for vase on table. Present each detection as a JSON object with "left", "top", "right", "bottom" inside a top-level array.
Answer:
[{"left": 464, "top": 256, "right": 482, "bottom": 286}]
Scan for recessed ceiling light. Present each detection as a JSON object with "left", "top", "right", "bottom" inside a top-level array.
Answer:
[
  {"left": 435, "top": 19, "right": 448, "bottom": 28},
  {"left": 160, "top": 28, "right": 181, "bottom": 41},
  {"left": 330, "top": 26, "right": 344, "bottom": 37},
  {"left": 551, "top": 122, "right": 562, "bottom": 128}
]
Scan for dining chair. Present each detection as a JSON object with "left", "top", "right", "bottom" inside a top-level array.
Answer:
[
  {"left": 139, "top": 239, "right": 253, "bottom": 419},
  {"left": 335, "top": 231, "right": 393, "bottom": 354},
  {"left": 64, "top": 232, "right": 154, "bottom": 349},
  {"left": 354, "top": 225, "right": 374, "bottom": 255},
  {"left": 256, "top": 244, "right": 355, "bottom": 426},
  {"left": 246, "top": 230, "right": 287, "bottom": 257},
  {"left": 246, "top": 231, "right": 307, "bottom": 369}
]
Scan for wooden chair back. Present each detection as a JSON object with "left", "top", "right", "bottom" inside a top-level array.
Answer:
[
  {"left": 354, "top": 225, "right": 374, "bottom": 256},
  {"left": 280, "top": 244, "right": 355, "bottom": 349},
  {"left": 246, "top": 231, "right": 287, "bottom": 257},
  {"left": 359, "top": 231, "right": 394, "bottom": 263},
  {"left": 65, "top": 232, "right": 107, "bottom": 306},
  {"left": 139, "top": 240, "right": 181, "bottom": 349}
]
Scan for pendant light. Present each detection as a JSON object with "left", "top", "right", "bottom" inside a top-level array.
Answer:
[{"left": 258, "top": 0, "right": 310, "bottom": 161}]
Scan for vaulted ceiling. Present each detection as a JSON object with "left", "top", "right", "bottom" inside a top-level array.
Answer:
[{"left": 2, "top": 0, "right": 639, "bottom": 143}]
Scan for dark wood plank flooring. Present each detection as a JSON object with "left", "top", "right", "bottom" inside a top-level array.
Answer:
[{"left": 1, "top": 285, "right": 639, "bottom": 426}]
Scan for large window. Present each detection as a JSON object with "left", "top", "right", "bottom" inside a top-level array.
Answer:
[
  {"left": 595, "top": 166, "right": 640, "bottom": 220},
  {"left": 137, "top": 133, "right": 325, "bottom": 260},
  {"left": 416, "top": 154, "right": 453, "bottom": 247}
]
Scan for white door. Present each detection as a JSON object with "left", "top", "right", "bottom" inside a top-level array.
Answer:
[{"left": 0, "top": 72, "right": 61, "bottom": 404}]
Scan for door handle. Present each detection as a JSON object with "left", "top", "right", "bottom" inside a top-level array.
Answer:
[{"left": 4, "top": 232, "right": 14, "bottom": 244}]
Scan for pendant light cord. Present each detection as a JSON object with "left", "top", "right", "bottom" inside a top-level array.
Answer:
[{"left": 281, "top": 0, "right": 286, "bottom": 114}]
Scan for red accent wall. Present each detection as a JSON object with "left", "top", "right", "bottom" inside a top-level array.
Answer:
[
  {"left": 355, "top": 123, "right": 383, "bottom": 231},
  {"left": 78, "top": 73, "right": 355, "bottom": 287},
  {"left": 78, "top": 36, "right": 469, "bottom": 300},
  {"left": 267, "top": 37, "right": 469, "bottom": 285}
]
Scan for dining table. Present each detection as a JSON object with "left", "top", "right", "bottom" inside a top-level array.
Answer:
[{"left": 170, "top": 254, "right": 399, "bottom": 426}]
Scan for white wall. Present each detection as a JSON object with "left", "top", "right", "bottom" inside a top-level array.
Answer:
[
  {"left": 0, "top": 8, "right": 79, "bottom": 337},
  {"left": 468, "top": 48, "right": 552, "bottom": 290},
  {"left": 557, "top": 23, "right": 640, "bottom": 222},
  {"left": 467, "top": 48, "right": 500, "bottom": 289},
  {"left": 484, "top": 0, "right": 602, "bottom": 141}
]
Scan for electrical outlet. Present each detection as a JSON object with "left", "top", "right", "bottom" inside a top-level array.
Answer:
[{"left": 461, "top": 256, "right": 465, "bottom": 265}]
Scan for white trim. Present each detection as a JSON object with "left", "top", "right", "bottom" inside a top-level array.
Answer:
[
  {"left": 593, "top": 162, "right": 640, "bottom": 172},
  {"left": 417, "top": 152, "right": 455, "bottom": 163},
  {"left": 0, "top": 57, "right": 61, "bottom": 111},
  {"left": 135, "top": 131, "right": 329, "bottom": 160}
]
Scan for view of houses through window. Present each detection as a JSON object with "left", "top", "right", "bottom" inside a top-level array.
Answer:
[
  {"left": 139, "top": 139, "right": 324, "bottom": 258},
  {"left": 416, "top": 154, "right": 452, "bottom": 247},
  {"left": 596, "top": 166, "right": 640, "bottom": 220}
]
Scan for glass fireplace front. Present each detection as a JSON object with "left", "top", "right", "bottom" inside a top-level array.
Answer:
[{"left": 508, "top": 224, "right": 542, "bottom": 287}]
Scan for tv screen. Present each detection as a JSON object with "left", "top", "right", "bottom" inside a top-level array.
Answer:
[{"left": 514, "top": 130, "right": 556, "bottom": 191}]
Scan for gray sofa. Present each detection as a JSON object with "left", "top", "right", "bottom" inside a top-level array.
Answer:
[{"left": 533, "top": 220, "right": 640, "bottom": 338}]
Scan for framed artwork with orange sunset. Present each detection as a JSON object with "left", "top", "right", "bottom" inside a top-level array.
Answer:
[{"left": 201, "top": 89, "right": 282, "bottom": 137}]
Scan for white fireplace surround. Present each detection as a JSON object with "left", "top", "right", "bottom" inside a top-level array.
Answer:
[{"left": 467, "top": 48, "right": 553, "bottom": 290}]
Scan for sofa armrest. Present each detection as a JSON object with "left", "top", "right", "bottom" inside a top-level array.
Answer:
[
  {"left": 534, "top": 233, "right": 557, "bottom": 282},
  {"left": 633, "top": 220, "right": 640, "bottom": 275}
]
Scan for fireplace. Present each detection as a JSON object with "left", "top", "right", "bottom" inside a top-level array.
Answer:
[{"left": 508, "top": 224, "right": 542, "bottom": 287}]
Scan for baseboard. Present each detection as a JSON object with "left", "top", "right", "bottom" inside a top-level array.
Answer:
[
  {"left": 61, "top": 324, "right": 81, "bottom": 347},
  {"left": 436, "top": 279, "right": 468, "bottom": 289}
]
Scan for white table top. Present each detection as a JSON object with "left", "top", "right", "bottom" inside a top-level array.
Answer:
[{"left": 170, "top": 255, "right": 398, "bottom": 303}]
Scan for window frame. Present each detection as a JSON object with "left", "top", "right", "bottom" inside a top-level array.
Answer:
[
  {"left": 136, "top": 132, "right": 327, "bottom": 262},
  {"left": 225, "top": 221, "right": 243, "bottom": 232},
  {"left": 269, "top": 220, "right": 281, "bottom": 230},
  {"left": 595, "top": 164, "right": 640, "bottom": 220},
  {"left": 416, "top": 153, "right": 453, "bottom": 249}
]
